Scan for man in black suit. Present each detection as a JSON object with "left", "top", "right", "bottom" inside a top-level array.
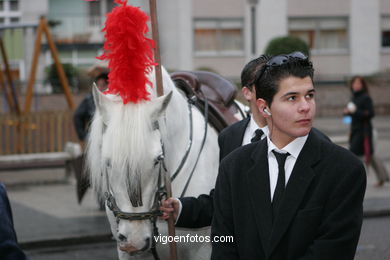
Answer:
[
  {"left": 160, "top": 56, "right": 270, "bottom": 227},
  {"left": 211, "top": 52, "right": 366, "bottom": 259}
]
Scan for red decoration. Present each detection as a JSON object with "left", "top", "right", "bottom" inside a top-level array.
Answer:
[{"left": 97, "top": 0, "right": 156, "bottom": 104}]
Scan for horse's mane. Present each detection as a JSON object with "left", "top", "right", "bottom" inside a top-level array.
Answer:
[{"left": 87, "top": 96, "right": 155, "bottom": 198}]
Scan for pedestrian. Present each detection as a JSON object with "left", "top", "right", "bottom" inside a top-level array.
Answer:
[
  {"left": 0, "top": 183, "right": 29, "bottom": 260},
  {"left": 211, "top": 52, "right": 366, "bottom": 259},
  {"left": 344, "top": 76, "right": 388, "bottom": 186},
  {"left": 74, "top": 72, "right": 109, "bottom": 142}
]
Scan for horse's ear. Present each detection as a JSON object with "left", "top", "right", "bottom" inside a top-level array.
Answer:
[
  {"left": 151, "top": 91, "right": 173, "bottom": 119},
  {"left": 92, "top": 83, "right": 110, "bottom": 122}
]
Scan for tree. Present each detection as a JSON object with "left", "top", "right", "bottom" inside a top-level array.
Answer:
[
  {"left": 46, "top": 63, "right": 79, "bottom": 93},
  {"left": 264, "top": 36, "right": 310, "bottom": 56}
]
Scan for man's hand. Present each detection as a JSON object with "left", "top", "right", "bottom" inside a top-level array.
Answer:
[{"left": 160, "top": 197, "right": 180, "bottom": 222}]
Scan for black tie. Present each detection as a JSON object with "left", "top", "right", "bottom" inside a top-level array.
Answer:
[
  {"left": 271, "top": 150, "right": 289, "bottom": 221},
  {"left": 251, "top": 129, "right": 264, "bottom": 143}
]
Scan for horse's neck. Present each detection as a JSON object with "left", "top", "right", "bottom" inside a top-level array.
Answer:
[{"left": 160, "top": 88, "right": 190, "bottom": 172}]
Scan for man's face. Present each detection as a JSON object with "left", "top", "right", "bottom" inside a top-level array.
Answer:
[{"left": 265, "top": 76, "right": 316, "bottom": 146}]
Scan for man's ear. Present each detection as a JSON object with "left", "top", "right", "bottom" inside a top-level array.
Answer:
[
  {"left": 256, "top": 98, "right": 271, "bottom": 118},
  {"left": 241, "top": 87, "right": 253, "bottom": 102}
]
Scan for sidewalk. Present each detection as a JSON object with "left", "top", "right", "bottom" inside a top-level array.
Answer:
[{"left": 0, "top": 116, "right": 389, "bottom": 249}]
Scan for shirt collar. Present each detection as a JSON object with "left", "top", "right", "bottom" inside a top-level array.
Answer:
[
  {"left": 248, "top": 116, "right": 259, "bottom": 137},
  {"left": 267, "top": 134, "right": 309, "bottom": 159},
  {"left": 249, "top": 117, "right": 269, "bottom": 139},
  {"left": 260, "top": 125, "right": 269, "bottom": 138}
]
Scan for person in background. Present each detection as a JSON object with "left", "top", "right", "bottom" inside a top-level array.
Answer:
[
  {"left": 0, "top": 183, "right": 29, "bottom": 260},
  {"left": 73, "top": 72, "right": 108, "bottom": 204},
  {"left": 344, "top": 76, "right": 388, "bottom": 187},
  {"left": 74, "top": 72, "right": 109, "bottom": 142}
]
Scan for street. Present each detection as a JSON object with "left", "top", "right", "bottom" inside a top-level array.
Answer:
[{"left": 355, "top": 216, "right": 390, "bottom": 259}]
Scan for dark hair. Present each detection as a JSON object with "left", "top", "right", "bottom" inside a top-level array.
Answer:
[
  {"left": 241, "top": 55, "right": 271, "bottom": 90},
  {"left": 254, "top": 55, "right": 314, "bottom": 107},
  {"left": 96, "top": 72, "right": 109, "bottom": 82},
  {"left": 350, "top": 76, "right": 369, "bottom": 94}
]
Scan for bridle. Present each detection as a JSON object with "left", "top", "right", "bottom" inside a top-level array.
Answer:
[
  {"left": 104, "top": 152, "right": 167, "bottom": 259},
  {"left": 103, "top": 95, "right": 209, "bottom": 259}
]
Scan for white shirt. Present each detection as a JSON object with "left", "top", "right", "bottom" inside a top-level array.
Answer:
[
  {"left": 242, "top": 116, "right": 269, "bottom": 145},
  {"left": 267, "top": 135, "right": 308, "bottom": 201}
]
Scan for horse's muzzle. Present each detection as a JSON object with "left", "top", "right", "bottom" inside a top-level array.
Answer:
[{"left": 119, "top": 238, "right": 151, "bottom": 255}]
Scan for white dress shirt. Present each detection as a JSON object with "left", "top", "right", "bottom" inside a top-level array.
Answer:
[
  {"left": 242, "top": 116, "right": 269, "bottom": 145},
  {"left": 267, "top": 135, "right": 308, "bottom": 201}
]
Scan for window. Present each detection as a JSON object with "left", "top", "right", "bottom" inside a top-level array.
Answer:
[
  {"left": 9, "top": 0, "right": 18, "bottom": 11},
  {"left": 382, "top": 17, "right": 390, "bottom": 48},
  {"left": 88, "top": 0, "right": 115, "bottom": 27},
  {"left": 194, "top": 19, "right": 244, "bottom": 56},
  {"left": 0, "top": 0, "right": 21, "bottom": 25},
  {"left": 88, "top": 1, "right": 100, "bottom": 26},
  {"left": 289, "top": 18, "right": 348, "bottom": 53},
  {"left": 10, "top": 16, "right": 18, "bottom": 23}
]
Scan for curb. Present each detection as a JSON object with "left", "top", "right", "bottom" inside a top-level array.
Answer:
[
  {"left": 363, "top": 209, "right": 390, "bottom": 218},
  {"left": 20, "top": 234, "right": 113, "bottom": 250}
]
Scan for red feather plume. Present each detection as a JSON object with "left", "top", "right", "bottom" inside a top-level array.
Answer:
[{"left": 97, "top": 0, "right": 156, "bottom": 104}]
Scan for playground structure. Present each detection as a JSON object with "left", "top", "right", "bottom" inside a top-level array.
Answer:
[{"left": 0, "top": 17, "right": 78, "bottom": 155}]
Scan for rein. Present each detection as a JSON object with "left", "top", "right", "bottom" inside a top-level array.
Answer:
[{"left": 180, "top": 96, "right": 209, "bottom": 197}]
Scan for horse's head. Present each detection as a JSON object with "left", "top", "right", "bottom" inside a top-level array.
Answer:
[{"left": 87, "top": 84, "right": 173, "bottom": 255}]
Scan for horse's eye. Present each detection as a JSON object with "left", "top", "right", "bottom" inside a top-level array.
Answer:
[{"left": 106, "top": 160, "right": 112, "bottom": 169}]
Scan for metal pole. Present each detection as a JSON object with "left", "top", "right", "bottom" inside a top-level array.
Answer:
[
  {"left": 149, "top": 0, "right": 164, "bottom": 98},
  {"left": 149, "top": 1, "right": 177, "bottom": 260}
]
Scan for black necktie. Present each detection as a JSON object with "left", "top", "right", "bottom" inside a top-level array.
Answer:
[
  {"left": 251, "top": 129, "right": 264, "bottom": 143},
  {"left": 271, "top": 150, "right": 289, "bottom": 221}
]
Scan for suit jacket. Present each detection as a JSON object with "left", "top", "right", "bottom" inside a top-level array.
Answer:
[
  {"left": 211, "top": 129, "right": 366, "bottom": 260},
  {"left": 0, "top": 183, "right": 28, "bottom": 260},
  {"left": 176, "top": 117, "right": 250, "bottom": 228},
  {"left": 176, "top": 118, "right": 331, "bottom": 228}
]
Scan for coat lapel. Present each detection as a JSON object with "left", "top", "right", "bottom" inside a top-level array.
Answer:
[
  {"left": 268, "top": 131, "right": 322, "bottom": 256},
  {"left": 230, "top": 116, "right": 250, "bottom": 149},
  {"left": 245, "top": 138, "right": 273, "bottom": 256}
]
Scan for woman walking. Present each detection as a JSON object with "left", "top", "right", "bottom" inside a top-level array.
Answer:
[{"left": 344, "top": 76, "right": 383, "bottom": 186}]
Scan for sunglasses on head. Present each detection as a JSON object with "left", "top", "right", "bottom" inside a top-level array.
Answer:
[{"left": 252, "top": 51, "right": 309, "bottom": 86}]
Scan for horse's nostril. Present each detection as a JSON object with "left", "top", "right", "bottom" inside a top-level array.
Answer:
[
  {"left": 145, "top": 238, "right": 150, "bottom": 248},
  {"left": 118, "top": 233, "right": 127, "bottom": 242},
  {"left": 139, "top": 238, "right": 150, "bottom": 251}
]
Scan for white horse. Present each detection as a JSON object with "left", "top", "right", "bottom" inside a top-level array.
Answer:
[{"left": 87, "top": 66, "right": 242, "bottom": 259}]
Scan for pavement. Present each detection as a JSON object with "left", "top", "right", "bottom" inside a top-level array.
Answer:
[{"left": 0, "top": 115, "right": 389, "bottom": 250}]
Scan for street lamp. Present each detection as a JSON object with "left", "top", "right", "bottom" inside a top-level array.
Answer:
[{"left": 247, "top": 0, "right": 259, "bottom": 55}]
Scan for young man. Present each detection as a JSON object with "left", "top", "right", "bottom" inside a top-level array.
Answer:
[
  {"left": 211, "top": 52, "right": 366, "bottom": 259},
  {"left": 160, "top": 55, "right": 270, "bottom": 228}
]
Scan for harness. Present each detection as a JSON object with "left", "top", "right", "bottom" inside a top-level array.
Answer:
[{"left": 104, "top": 95, "right": 209, "bottom": 259}]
